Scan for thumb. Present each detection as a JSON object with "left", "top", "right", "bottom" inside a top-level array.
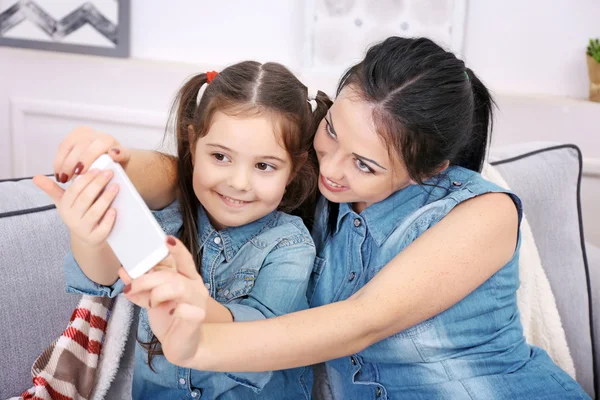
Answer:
[
  {"left": 109, "top": 146, "right": 131, "bottom": 166},
  {"left": 33, "top": 175, "right": 65, "bottom": 205},
  {"left": 166, "top": 236, "right": 200, "bottom": 280}
]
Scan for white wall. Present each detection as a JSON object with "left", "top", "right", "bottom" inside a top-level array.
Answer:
[{"left": 463, "top": 0, "right": 600, "bottom": 98}]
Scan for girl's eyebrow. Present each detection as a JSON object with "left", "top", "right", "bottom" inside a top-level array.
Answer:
[
  {"left": 207, "top": 143, "right": 287, "bottom": 164},
  {"left": 327, "top": 111, "right": 387, "bottom": 171},
  {"left": 207, "top": 143, "right": 236, "bottom": 153}
]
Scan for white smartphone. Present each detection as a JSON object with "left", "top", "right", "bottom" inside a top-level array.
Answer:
[{"left": 89, "top": 154, "right": 169, "bottom": 278}]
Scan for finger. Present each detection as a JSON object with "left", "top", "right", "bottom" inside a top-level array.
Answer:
[
  {"left": 150, "top": 282, "right": 183, "bottom": 309},
  {"left": 33, "top": 175, "right": 65, "bottom": 205},
  {"left": 61, "top": 169, "right": 100, "bottom": 208},
  {"left": 83, "top": 183, "right": 118, "bottom": 230},
  {"left": 172, "top": 303, "right": 206, "bottom": 322},
  {"left": 119, "top": 267, "right": 132, "bottom": 285},
  {"left": 72, "top": 170, "right": 114, "bottom": 217},
  {"left": 53, "top": 132, "right": 82, "bottom": 179},
  {"left": 57, "top": 138, "right": 91, "bottom": 183},
  {"left": 108, "top": 146, "right": 131, "bottom": 166},
  {"left": 89, "top": 207, "right": 117, "bottom": 242},
  {"left": 78, "top": 135, "right": 119, "bottom": 175},
  {"left": 128, "top": 269, "right": 178, "bottom": 296},
  {"left": 166, "top": 236, "right": 200, "bottom": 279}
]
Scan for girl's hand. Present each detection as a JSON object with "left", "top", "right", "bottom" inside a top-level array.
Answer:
[
  {"left": 54, "top": 126, "right": 131, "bottom": 183},
  {"left": 120, "top": 236, "right": 208, "bottom": 366},
  {"left": 34, "top": 168, "right": 118, "bottom": 246}
]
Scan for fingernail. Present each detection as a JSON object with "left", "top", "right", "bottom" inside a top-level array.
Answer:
[
  {"left": 123, "top": 284, "right": 131, "bottom": 294},
  {"left": 169, "top": 308, "right": 175, "bottom": 315},
  {"left": 103, "top": 170, "right": 112, "bottom": 178},
  {"left": 73, "top": 162, "right": 83, "bottom": 175},
  {"left": 110, "top": 148, "right": 120, "bottom": 155},
  {"left": 59, "top": 173, "right": 68, "bottom": 183},
  {"left": 167, "top": 236, "right": 176, "bottom": 246}
]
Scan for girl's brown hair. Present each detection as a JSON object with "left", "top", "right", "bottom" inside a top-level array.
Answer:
[{"left": 140, "top": 60, "right": 331, "bottom": 369}]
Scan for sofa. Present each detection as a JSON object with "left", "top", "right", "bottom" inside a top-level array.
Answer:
[{"left": 1, "top": 142, "right": 598, "bottom": 399}]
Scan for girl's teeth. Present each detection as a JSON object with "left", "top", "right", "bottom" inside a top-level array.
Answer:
[{"left": 224, "top": 196, "right": 245, "bottom": 204}]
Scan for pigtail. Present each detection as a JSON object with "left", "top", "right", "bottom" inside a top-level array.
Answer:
[{"left": 140, "top": 73, "right": 209, "bottom": 371}]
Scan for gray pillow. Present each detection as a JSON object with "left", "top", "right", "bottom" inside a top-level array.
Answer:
[
  {"left": 490, "top": 143, "right": 596, "bottom": 398},
  {"left": 0, "top": 177, "right": 80, "bottom": 398}
]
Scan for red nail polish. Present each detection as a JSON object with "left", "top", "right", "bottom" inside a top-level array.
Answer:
[
  {"left": 59, "top": 173, "right": 68, "bottom": 183},
  {"left": 169, "top": 308, "right": 175, "bottom": 315},
  {"left": 167, "top": 236, "right": 176, "bottom": 246},
  {"left": 73, "top": 162, "right": 83, "bottom": 175},
  {"left": 111, "top": 148, "right": 121, "bottom": 155},
  {"left": 123, "top": 284, "right": 131, "bottom": 294}
]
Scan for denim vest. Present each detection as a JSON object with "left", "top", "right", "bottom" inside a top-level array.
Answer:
[
  {"left": 308, "top": 166, "right": 589, "bottom": 400},
  {"left": 64, "top": 202, "right": 315, "bottom": 400}
]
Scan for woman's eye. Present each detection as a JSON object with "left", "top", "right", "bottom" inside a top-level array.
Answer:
[
  {"left": 325, "top": 121, "right": 337, "bottom": 139},
  {"left": 355, "top": 158, "right": 374, "bottom": 174},
  {"left": 213, "top": 153, "right": 230, "bottom": 162},
  {"left": 256, "top": 162, "right": 275, "bottom": 172}
]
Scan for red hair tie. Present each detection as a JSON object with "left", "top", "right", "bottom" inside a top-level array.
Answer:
[{"left": 206, "top": 71, "right": 218, "bottom": 83}]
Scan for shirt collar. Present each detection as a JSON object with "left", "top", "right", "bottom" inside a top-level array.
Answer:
[
  {"left": 196, "top": 206, "right": 278, "bottom": 262},
  {"left": 333, "top": 176, "right": 452, "bottom": 246}
]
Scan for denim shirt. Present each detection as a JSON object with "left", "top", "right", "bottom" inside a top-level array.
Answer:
[
  {"left": 308, "top": 166, "right": 588, "bottom": 400},
  {"left": 64, "top": 202, "right": 315, "bottom": 400}
]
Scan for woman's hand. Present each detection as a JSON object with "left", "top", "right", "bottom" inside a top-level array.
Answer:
[
  {"left": 120, "top": 236, "right": 208, "bottom": 366},
  {"left": 54, "top": 126, "right": 131, "bottom": 183}
]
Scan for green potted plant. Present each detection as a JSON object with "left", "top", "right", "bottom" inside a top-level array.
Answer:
[{"left": 587, "top": 38, "right": 600, "bottom": 102}]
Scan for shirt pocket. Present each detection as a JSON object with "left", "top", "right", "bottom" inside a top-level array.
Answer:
[
  {"left": 307, "top": 255, "right": 326, "bottom": 305},
  {"left": 215, "top": 268, "right": 258, "bottom": 303}
]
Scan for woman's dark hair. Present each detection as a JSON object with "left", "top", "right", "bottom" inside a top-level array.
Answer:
[
  {"left": 326, "top": 36, "right": 495, "bottom": 235},
  {"left": 140, "top": 61, "right": 332, "bottom": 369},
  {"left": 338, "top": 36, "right": 494, "bottom": 180}
]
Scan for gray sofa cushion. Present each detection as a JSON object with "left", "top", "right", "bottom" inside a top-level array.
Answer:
[
  {"left": 490, "top": 143, "right": 597, "bottom": 398},
  {"left": 0, "top": 178, "right": 80, "bottom": 399}
]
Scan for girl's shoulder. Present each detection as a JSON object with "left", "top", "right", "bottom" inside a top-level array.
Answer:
[
  {"left": 151, "top": 200, "right": 182, "bottom": 235},
  {"left": 252, "top": 211, "right": 314, "bottom": 250}
]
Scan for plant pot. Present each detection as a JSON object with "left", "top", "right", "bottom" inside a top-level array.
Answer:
[{"left": 587, "top": 54, "right": 600, "bottom": 102}]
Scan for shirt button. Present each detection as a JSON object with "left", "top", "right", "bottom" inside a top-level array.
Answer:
[
  {"left": 348, "top": 272, "right": 355, "bottom": 281},
  {"left": 205, "top": 282, "right": 211, "bottom": 290},
  {"left": 376, "top": 387, "right": 382, "bottom": 397},
  {"left": 179, "top": 378, "right": 186, "bottom": 385},
  {"left": 350, "top": 356, "right": 357, "bottom": 365},
  {"left": 191, "top": 392, "right": 199, "bottom": 398},
  {"left": 353, "top": 218, "right": 361, "bottom": 227},
  {"left": 223, "top": 289, "right": 230, "bottom": 296},
  {"left": 213, "top": 236, "right": 221, "bottom": 244},
  {"left": 452, "top": 181, "right": 462, "bottom": 187}
]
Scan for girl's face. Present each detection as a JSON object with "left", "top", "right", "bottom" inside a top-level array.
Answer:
[
  {"left": 313, "top": 86, "right": 412, "bottom": 212},
  {"left": 190, "top": 111, "right": 292, "bottom": 230}
]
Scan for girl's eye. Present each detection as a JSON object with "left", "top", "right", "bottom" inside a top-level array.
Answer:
[
  {"left": 355, "top": 158, "right": 374, "bottom": 174},
  {"left": 256, "top": 162, "right": 275, "bottom": 172},
  {"left": 213, "top": 153, "right": 230, "bottom": 163},
  {"left": 325, "top": 121, "right": 337, "bottom": 139}
]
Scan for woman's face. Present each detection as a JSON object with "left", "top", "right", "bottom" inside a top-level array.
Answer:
[{"left": 313, "top": 85, "right": 412, "bottom": 212}]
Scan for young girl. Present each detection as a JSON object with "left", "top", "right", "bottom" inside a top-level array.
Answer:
[
  {"left": 36, "top": 61, "right": 330, "bottom": 399},
  {"left": 46, "top": 38, "right": 589, "bottom": 399}
]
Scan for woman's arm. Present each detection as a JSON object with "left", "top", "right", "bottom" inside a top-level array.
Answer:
[
  {"left": 183, "top": 192, "right": 519, "bottom": 371},
  {"left": 126, "top": 149, "right": 178, "bottom": 209}
]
